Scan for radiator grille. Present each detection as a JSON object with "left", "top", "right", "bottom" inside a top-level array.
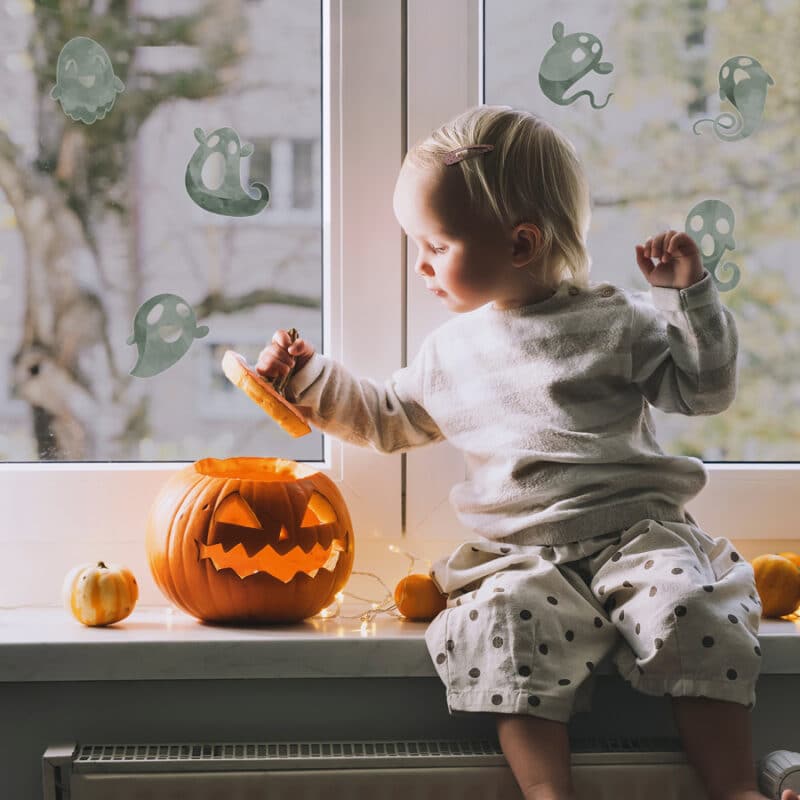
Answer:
[
  {"left": 71, "top": 736, "right": 687, "bottom": 773},
  {"left": 45, "top": 738, "right": 707, "bottom": 800}
]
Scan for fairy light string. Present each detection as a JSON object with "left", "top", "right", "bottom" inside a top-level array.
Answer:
[{"left": 314, "top": 543, "right": 431, "bottom": 633}]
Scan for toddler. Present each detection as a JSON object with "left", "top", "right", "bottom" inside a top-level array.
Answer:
[{"left": 256, "top": 105, "right": 797, "bottom": 800}]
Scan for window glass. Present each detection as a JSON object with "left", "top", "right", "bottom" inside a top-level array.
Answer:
[
  {"left": 485, "top": 0, "right": 799, "bottom": 462},
  {"left": 0, "top": 0, "right": 324, "bottom": 462},
  {"left": 293, "top": 140, "right": 315, "bottom": 209},
  {"left": 248, "top": 139, "right": 273, "bottom": 193}
]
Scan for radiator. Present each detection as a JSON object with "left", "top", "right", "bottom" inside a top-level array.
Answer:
[{"left": 43, "top": 736, "right": 709, "bottom": 799}]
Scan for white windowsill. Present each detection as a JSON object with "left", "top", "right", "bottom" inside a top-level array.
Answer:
[{"left": 2, "top": 605, "right": 799, "bottom": 683}]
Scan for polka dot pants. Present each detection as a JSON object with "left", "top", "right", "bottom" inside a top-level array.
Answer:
[{"left": 423, "top": 517, "right": 762, "bottom": 724}]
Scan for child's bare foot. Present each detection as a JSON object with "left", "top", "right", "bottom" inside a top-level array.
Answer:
[{"left": 781, "top": 790, "right": 800, "bottom": 800}]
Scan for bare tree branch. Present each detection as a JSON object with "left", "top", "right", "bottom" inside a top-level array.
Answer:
[{"left": 194, "top": 287, "right": 320, "bottom": 319}]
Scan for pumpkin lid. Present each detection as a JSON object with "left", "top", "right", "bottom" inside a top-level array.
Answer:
[{"left": 194, "top": 457, "right": 321, "bottom": 483}]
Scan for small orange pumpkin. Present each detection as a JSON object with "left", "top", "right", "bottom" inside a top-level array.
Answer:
[
  {"left": 146, "top": 457, "right": 354, "bottom": 624},
  {"left": 777, "top": 551, "right": 800, "bottom": 570},
  {"left": 751, "top": 554, "right": 800, "bottom": 618},
  {"left": 394, "top": 573, "right": 447, "bottom": 621},
  {"left": 63, "top": 561, "right": 138, "bottom": 626}
]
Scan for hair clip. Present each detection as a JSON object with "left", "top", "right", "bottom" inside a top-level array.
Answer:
[{"left": 442, "top": 144, "right": 495, "bottom": 166}]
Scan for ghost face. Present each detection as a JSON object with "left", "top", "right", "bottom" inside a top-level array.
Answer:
[
  {"left": 185, "top": 126, "right": 270, "bottom": 216},
  {"left": 51, "top": 36, "right": 125, "bottom": 124},
  {"left": 685, "top": 199, "right": 740, "bottom": 291},
  {"left": 127, "top": 293, "right": 209, "bottom": 377},
  {"left": 693, "top": 55, "right": 774, "bottom": 141},
  {"left": 538, "top": 21, "right": 614, "bottom": 109},
  {"left": 686, "top": 200, "right": 736, "bottom": 265}
]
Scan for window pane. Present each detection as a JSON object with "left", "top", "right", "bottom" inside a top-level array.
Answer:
[
  {"left": 293, "top": 139, "right": 315, "bottom": 209},
  {"left": 0, "top": 0, "right": 323, "bottom": 462},
  {"left": 485, "top": 0, "right": 799, "bottom": 462},
  {"left": 248, "top": 139, "right": 273, "bottom": 191}
]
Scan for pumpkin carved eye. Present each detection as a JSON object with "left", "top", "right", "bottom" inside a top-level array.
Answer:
[
  {"left": 146, "top": 457, "right": 355, "bottom": 624},
  {"left": 302, "top": 491, "right": 337, "bottom": 525},
  {"left": 214, "top": 492, "right": 262, "bottom": 534}
]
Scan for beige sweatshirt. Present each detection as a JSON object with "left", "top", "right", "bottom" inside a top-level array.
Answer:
[{"left": 285, "top": 270, "right": 737, "bottom": 545}]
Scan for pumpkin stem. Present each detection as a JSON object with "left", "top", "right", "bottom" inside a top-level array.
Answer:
[
  {"left": 271, "top": 327, "right": 299, "bottom": 396},
  {"left": 97, "top": 561, "right": 107, "bottom": 569}
]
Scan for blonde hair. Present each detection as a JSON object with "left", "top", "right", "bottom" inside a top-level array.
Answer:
[{"left": 405, "top": 105, "right": 592, "bottom": 289}]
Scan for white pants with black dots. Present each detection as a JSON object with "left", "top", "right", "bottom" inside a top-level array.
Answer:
[{"left": 423, "top": 517, "right": 762, "bottom": 724}]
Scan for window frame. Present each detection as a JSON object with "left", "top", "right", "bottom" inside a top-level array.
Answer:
[
  {"left": 403, "top": 0, "right": 800, "bottom": 548},
  {"left": 0, "top": 0, "right": 409, "bottom": 608},
  {"left": 2, "top": 0, "right": 796, "bottom": 611}
]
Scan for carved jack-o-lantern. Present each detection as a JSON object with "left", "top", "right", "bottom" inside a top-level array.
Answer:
[{"left": 145, "top": 457, "right": 354, "bottom": 623}]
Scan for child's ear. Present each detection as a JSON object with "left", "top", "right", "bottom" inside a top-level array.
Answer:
[{"left": 511, "top": 223, "right": 542, "bottom": 266}]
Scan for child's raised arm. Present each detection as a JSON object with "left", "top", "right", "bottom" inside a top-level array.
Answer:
[
  {"left": 256, "top": 328, "right": 445, "bottom": 453},
  {"left": 630, "top": 231, "right": 738, "bottom": 415}
]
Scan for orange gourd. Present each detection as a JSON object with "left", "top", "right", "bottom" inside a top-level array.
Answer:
[
  {"left": 777, "top": 551, "right": 800, "bottom": 570},
  {"left": 145, "top": 457, "right": 354, "bottom": 624},
  {"left": 63, "top": 561, "right": 138, "bottom": 626},
  {"left": 751, "top": 554, "right": 800, "bottom": 618},
  {"left": 394, "top": 573, "right": 447, "bottom": 621}
]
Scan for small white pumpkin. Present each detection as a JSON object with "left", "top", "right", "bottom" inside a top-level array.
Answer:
[{"left": 63, "top": 561, "right": 138, "bottom": 626}]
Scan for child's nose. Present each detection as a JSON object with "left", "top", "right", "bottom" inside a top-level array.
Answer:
[{"left": 414, "top": 256, "right": 433, "bottom": 277}]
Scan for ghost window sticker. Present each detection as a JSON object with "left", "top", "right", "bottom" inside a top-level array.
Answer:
[
  {"left": 185, "top": 127, "right": 270, "bottom": 217},
  {"left": 538, "top": 21, "right": 614, "bottom": 109},
  {"left": 50, "top": 36, "right": 125, "bottom": 125},
  {"left": 693, "top": 56, "right": 774, "bottom": 141},
  {"left": 684, "top": 199, "right": 741, "bottom": 291},
  {"left": 127, "top": 294, "right": 209, "bottom": 378}
]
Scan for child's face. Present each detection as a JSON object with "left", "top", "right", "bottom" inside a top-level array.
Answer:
[{"left": 392, "top": 162, "right": 549, "bottom": 312}]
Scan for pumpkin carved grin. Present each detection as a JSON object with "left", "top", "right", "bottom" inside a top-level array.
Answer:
[
  {"left": 198, "top": 538, "right": 345, "bottom": 582},
  {"left": 196, "top": 488, "right": 345, "bottom": 581}
]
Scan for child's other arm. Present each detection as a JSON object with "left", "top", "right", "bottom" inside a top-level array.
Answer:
[
  {"left": 630, "top": 229, "right": 738, "bottom": 416},
  {"left": 257, "top": 330, "right": 444, "bottom": 453},
  {"left": 628, "top": 271, "right": 738, "bottom": 415}
]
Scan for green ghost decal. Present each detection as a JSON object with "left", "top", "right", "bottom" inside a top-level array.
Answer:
[
  {"left": 693, "top": 56, "right": 774, "bottom": 142},
  {"left": 127, "top": 294, "right": 209, "bottom": 378},
  {"left": 685, "top": 200, "right": 740, "bottom": 291},
  {"left": 50, "top": 36, "right": 125, "bottom": 125},
  {"left": 538, "top": 22, "right": 614, "bottom": 109},
  {"left": 185, "top": 127, "right": 270, "bottom": 217}
]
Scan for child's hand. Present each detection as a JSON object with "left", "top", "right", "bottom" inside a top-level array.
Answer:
[
  {"left": 255, "top": 329, "right": 315, "bottom": 381},
  {"left": 635, "top": 230, "right": 705, "bottom": 290}
]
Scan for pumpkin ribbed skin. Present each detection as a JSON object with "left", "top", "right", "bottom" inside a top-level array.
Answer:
[
  {"left": 778, "top": 551, "right": 800, "bottom": 570},
  {"left": 63, "top": 561, "right": 138, "bottom": 626},
  {"left": 751, "top": 554, "right": 800, "bottom": 618},
  {"left": 145, "top": 457, "right": 355, "bottom": 624}
]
